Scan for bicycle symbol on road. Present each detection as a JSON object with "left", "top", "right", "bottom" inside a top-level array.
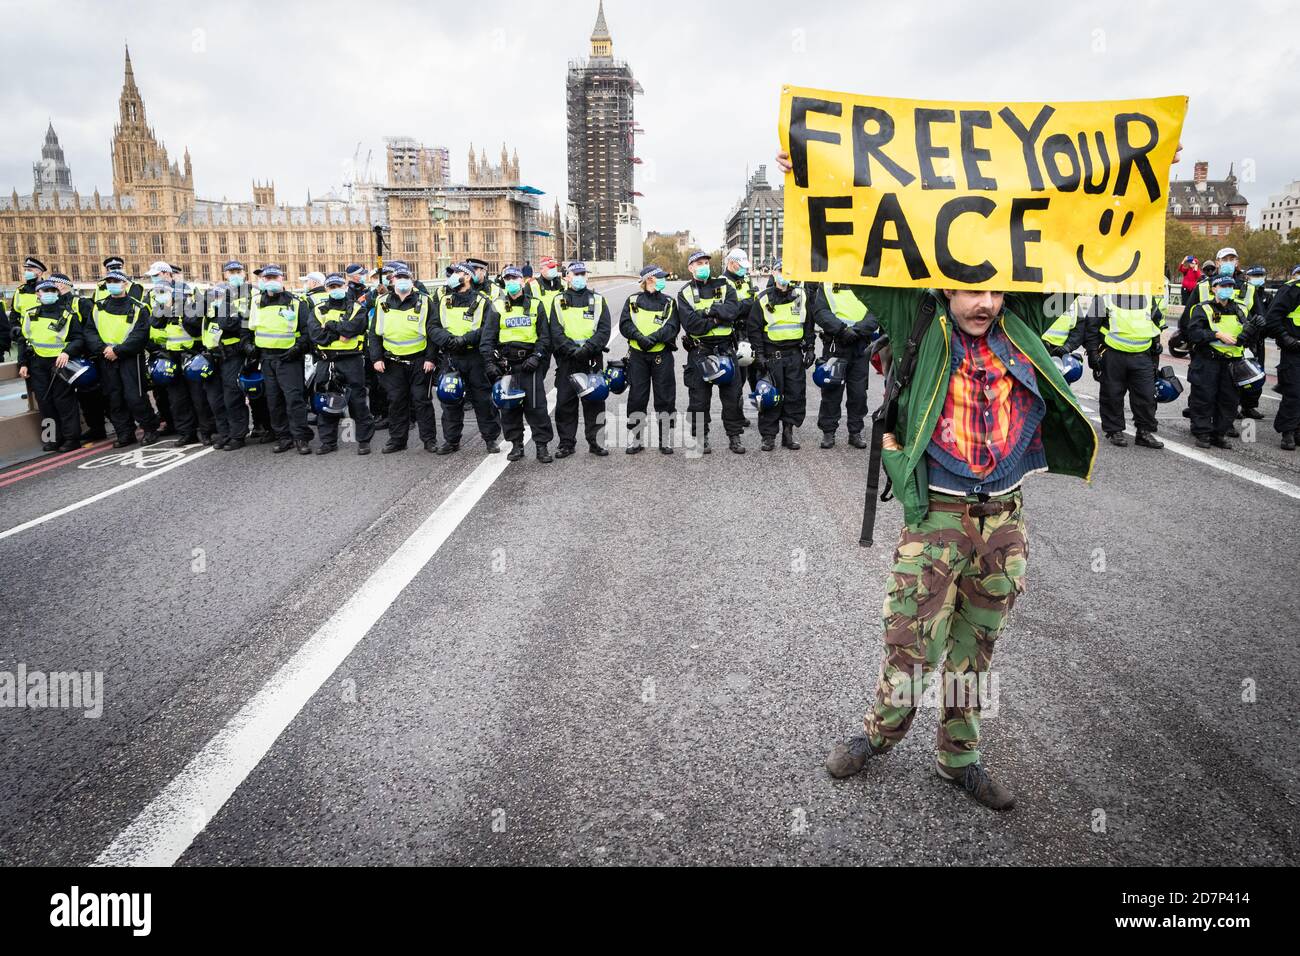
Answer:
[{"left": 78, "top": 442, "right": 196, "bottom": 470}]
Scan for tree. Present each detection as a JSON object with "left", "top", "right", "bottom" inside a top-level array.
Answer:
[{"left": 642, "top": 235, "right": 688, "bottom": 278}]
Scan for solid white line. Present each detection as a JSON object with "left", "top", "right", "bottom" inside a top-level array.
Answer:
[
  {"left": 0, "top": 446, "right": 216, "bottom": 541},
  {"left": 1077, "top": 402, "right": 1300, "bottom": 502},
  {"left": 95, "top": 397, "right": 554, "bottom": 867}
]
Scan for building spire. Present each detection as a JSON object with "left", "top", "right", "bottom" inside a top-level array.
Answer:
[{"left": 590, "top": 1, "right": 612, "bottom": 57}]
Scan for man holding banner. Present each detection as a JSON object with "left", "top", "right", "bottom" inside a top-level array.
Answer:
[{"left": 776, "top": 85, "right": 1184, "bottom": 810}]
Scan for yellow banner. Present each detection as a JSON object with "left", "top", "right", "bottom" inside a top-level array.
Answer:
[{"left": 778, "top": 85, "right": 1187, "bottom": 294}]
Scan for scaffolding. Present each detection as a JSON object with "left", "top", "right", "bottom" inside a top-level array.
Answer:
[{"left": 566, "top": 56, "right": 638, "bottom": 263}]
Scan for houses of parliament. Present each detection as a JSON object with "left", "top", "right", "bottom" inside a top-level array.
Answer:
[{"left": 0, "top": 48, "right": 561, "bottom": 288}]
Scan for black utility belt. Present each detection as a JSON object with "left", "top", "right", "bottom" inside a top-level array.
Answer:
[{"left": 767, "top": 341, "right": 805, "bottom": 352}]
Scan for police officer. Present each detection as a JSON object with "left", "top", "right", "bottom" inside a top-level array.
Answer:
[
  {"left": 93, "top": 256, "right": 144, "bottom": 303},
  {"left": 1237, "top": 266, "right": 1270, "bottom": 421},
  {"left": 677, "top": 250, "right": 744, "bottom": 454},
  {"left": 481, "top": 266, "right": 553, "bottom": 462},
  {"left": 428, "top": 262, "right": 501, "bottom": 455},
  {"left": 84, "top": 268, "right": 159, "bottom": 448},
  {"left": 347, "top": 262, "right": 388, "bottom": 430},
  {"left": 144, "top": 261, "right": 196, "bottom": 438},
  {"left": 621, "top": 264, "right": 679, "bottom": 454},
  {"left": 9, "top": 256, "right": 47, "bottom": 323},
  {"left": 368, "top": 264, "right": 437, "bottom": 454},
  {"left": 248, "top": 265, "right": 312, "bottom": 454},
  {"left": 810, "top": 273, "right": 879, "bottom": 449},
  {"left": 1084, "top": 291, "right": 1166, "bottom": 449},
  {"left": 200, "top": 261, "right": 253, "bottom": 450},
  {"left": 300, "top": 271, "right": 328, "bottom": 307},
  {"left": 1184, "top": 246, "right": 1243, "bottom": 310},
  {"left": 465, "top": 257, "right": 497, "bottom": 299},
  {"left": 532, "top": 256, "right": 565, "bottom": 315},
  {"left": 1039, "top": 293, "right": 1087, "bottom": 358},
  {"left": 1264, "top": 264, "right": 1300, "bottom": 451},
  {"left": 17, "top": 277, "right": 84, "bottom": 452},
  {"left": 549, "top": 261, "right": 610, "bottom": 458},
  {"left": 149, "top": 263, "right": 213, "bottom": 446},
  {"left": 307, "top": 272, "right": 375, "bottom": 455},
  {"left": 747, "top": 260, "right": 816, "bottom": 452},
  {"left": 49, "top": 271, "right": 110, "bottom": 443},
  {"left": 1184, "top": 274, "right": 1246, "bottom": 449},
  {"left": 722, "top": 248, "right": 758, "bottom": 403}
]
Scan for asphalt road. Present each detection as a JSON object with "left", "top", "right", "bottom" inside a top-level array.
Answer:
[{"left": 2, "top": 278, "right": 1297, "bottom": 866}]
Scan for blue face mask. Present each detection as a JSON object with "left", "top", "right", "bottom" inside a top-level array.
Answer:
[
  {"left": 39, "top": 292, "right": 59, "bottom": 306},
  {"left": 1218, "top": 262, "right": 1235, "bottom": 275},
  {"left": 571, "top": 275, "right": 588, "bottom": 292},
  {"left": 328, "top": 287, "right": 347, "bottom": 300},
  {"left": 734, "top": 266, "right": 748, "bottom": 277},
  {"left": 1215, "top": 287, "right": 1234, "bottom": 301},
  {"left": 775, "top": 274, "right": 789, "bottom": 288},
  {"left": 227, "top": 273, "right": 245, "bottom": 287},
  {"left": 1249, "top": 277, "right": 1265, "bottom": 287},
  {"left": 694, "top": 266, "right": 711, "bottom": 281},
  {"left": 106, "top": 282, "right": 125, "bottom": 296},
  {"left": 505, "top": 280, "right": 523, "bottom": 296},
  {"left": 23, "top": 270, "right": 36, "bottom": 281},
  {"left": 544, "top": 268, "right": 558, "bottom": 280},
  {"left": 263, "top": 281, "right": 283, "bottom": 295},
  {"left": 654, "top": 278, "right": 667, "bottom": 293},
  {"left": 394, "top": 279, "right": 413, "bottom": 294}
]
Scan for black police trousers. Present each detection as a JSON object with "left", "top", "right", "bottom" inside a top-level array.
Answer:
[
  {"left": 1274, "top": 347, "right": 1300, "bottom": 436},
  {"left": 816, "top": 338, "right": 870, "bottom": 436},
  {"left": 162, "top": 351, "right": 214, "bottom": 441},
  {"left": 26, "top": 355, "right": 81, "bottom": 445},
  {"left": 499, "top": 360, "right": 553, "bottom": 445},
  {"left": 759, "top": 346, "right": 807, "bottom": 438},
  {"left": 75, "top": 380, "right": 108, "bottom": 440},
  {"left": 262, "top": 349, "right": 311, "bottom": 442},
  {"left": 381, "top": 357, "right": 435, "bottom": 447},
  {"left": 317, "top": 354, "right": 376, "bottom": 448},
  {"left": 212, "top": 352, "right": 249, "bottom": 442},
  {"left": 1187, "top": 350, "right": 1239, "bottom": 438},
  {"left": 1099, "top": 345, "right": 1158, "bottom": 435},
  {"left": 626, "top": 347, "right": 676, "bottom": 443},
  {"left": 554, "top": 356, "right": 604, "bottom": 449},
  {"left": 683, "top": 347, "right": 745, "bottom": 438},
  {"left": 440, "top": 352, "right": 500, "bottom": 446},
  {"left": 99, "top": 352, "right": 158, "bottom": 438}
]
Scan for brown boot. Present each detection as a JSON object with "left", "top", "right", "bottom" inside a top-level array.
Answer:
[
  {"left": 825, "top": 735, "right": 876, "bottom": 778},
  {"left": 937, "top": 761, "right": 1015, "bottom": 811}
]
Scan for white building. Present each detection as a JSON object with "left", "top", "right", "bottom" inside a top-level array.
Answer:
[{"left": 1260, "top": 180, "right": 1300, "bottom": 239}]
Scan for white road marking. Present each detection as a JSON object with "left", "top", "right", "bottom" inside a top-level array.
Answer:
[
  {"left": 96, "top": 394, "right": 558, "bottom": 867},
  {"left": 1077, "top": 402, "right": 1300, "bottom": 502},
  {"left": 0, "top": 446, "right": 216, "bottom": 541}
]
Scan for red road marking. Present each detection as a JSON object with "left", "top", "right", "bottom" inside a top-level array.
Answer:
[{"left": 0, "top": 441, "right": 113, "bottom": 487}]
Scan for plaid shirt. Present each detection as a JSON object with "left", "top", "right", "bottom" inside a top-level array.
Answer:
[{"left": 928, "top": 326, "right": 1042, "bottom": 481}]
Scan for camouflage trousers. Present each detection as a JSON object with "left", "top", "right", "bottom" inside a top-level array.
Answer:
[{"left": 863, "top": 491, "right": 1028, "bottom": 771}]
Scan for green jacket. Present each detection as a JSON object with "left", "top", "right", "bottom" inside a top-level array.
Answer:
[{"left": 855, "top": 287, "right": 1098, "bottom": 528}]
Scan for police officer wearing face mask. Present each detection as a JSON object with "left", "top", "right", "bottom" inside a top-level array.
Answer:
[
  {"left": 248, "top": 264, "right": 313, "bottom": 454},
  {"left": 202, "top": 260, "right": 254, "bottom": 450},
  {"left": 747, "top": 258, "right": 816, "bottom": 452},
  {"left": 1185, "top": 273, "right": 1247, "bottom": 449},
  {"left": 83, "top": 268, "right": 160, "bottom": 447},
  {"left": 345, "top": 263, "right": 388, "bottom": 430},
  {"left": 428, "top": 262, "right": 502, "bottom": 455},
  {"left": 1264, "top": 264, "right": 1300, "bottom": 451},
  {"left": 17, "top": 277, "right": 85, "bottom": 452},
  {"left": 481, "top": 265, "right": 553, "bottom": 462},
  {"left": 308, "top": 272, "right": 375, "bottom": 455},
  {"left": 465, "top": 257, "right": 497, "bottom": 299},
  {"left": 723, "top": 248, "right": 759, "bottom": 404},
  {"left": 621, "top": 264, "right": 679, "bottom": 454},
  {"left": 678, "top": 250, "right": 744, "bottom": 454},
  {"left": 148, "top": 262, "right": 214, "bottom": 445},
  {"left": 369, "top": 264, "right": 438, "bottom": 454},
  {"left": 9, "top": 256, "right": 47, "bottom": 325},
  {"left": 548, "top": 261, "right": 610, "bottom": 458},
  {"left": 94, "top": 256, "right": 143, "bottom": 302},
  {"left": 1235, "top": 266, "right": 1270, "bottom": 421},
  {"left": 48, "top": 271, "right": 110, "bottom": 444},
  {"left": 532, "top": 256, "right": 565, "bottom": 315}
]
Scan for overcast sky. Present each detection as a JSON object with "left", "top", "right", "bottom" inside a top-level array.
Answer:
[{"left": 3, "top": 0, "right": 1297, "bottom": 247}]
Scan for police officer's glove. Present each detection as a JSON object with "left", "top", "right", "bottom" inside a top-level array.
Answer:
[
  {"left": 835, "top": 327, "right": 858, "bottom": 346},
  {"left": 485, "top": 360, "right": 504, "bottom": 381},
  {"left": 242, "top": 340, "right": 259, "bottom": 357},
  {"left": 519, "top": 354, "right": 541, "bottom": 373},
  {"left": 1152, "top": 340, "right": 1164, "bottom": 357},
  {"left": 802, "top": 346, "right": 816, "bottom": 369},
  {"left": 1280, "top": 333, "right": 1300, "bottom": 354},
  {"left": 1047, "top": 344, "right": 1069, "bottom": 358}
]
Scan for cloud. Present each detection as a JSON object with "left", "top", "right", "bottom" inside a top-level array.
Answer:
[{"left": 2, "top": 0, "right": 1296, "bottom": 249}]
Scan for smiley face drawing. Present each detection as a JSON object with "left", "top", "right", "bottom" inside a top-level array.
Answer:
[{"left": 1076, "top": 208, "right": 1141, "bottom": 283}]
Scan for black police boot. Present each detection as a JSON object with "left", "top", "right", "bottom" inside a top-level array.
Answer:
[
  {"left": 435, "top": 442, "right": 459, "bottom": 456},
  {"left": 781, "top": 424, "right": 800, "bottom": 450},
  {"left": 1226, "top": 426, "right": 1240, "bottom": 437},
  {"left": 424, "top": 440, "right": 438, "bottom": 453},
  {"left": 316, "top": 444, "right": 338, "bottom": 456},
  {"left": 554, "top": 444, "right": 575, "bottom": 459},
  {"left": 113, "top": 434, "right": 138, "bottom": 449},
  {"left": 1106, "top": 432, "right": 1128, "bottom": 447},
  {"left": 141, "top": 431, "right": 160, "bottom": 446},
  {"left": 223, "top": 437, "right": 246, "bottom": 451},
  {"left": 626, "top": 439, "right": 644, "bottom": 455},
  {"left": 381, "top": 441, "right": 406, "bottom": 454},
  {"left": 1134, "top": 430, "right": 1164, "bottom": 449},
  {"left": 42, "top": 441, "right": 58, "bottom": 452},
  {"left": 1194, "top": 434, "right": 1213, "bottom": 449},
  {"left": 506, "top": 441, "right": 525, "bottom": 461},
  {"left": 937, "top": 761, "right": 1016, "bottom": 812},
  {"left": 536, "top": 442, "right": 553, "bottom": 463},
  {"left": 1282, "top": 431, "right": 1297, "bottom": 451},
  {"left": 57, "top": 440, "right": 79, "bottom": 453},
  {"left": 848, "top": 431, "right": 868, "bottom": 449},
  {"left": 1243, "top": 407, "right": 1264, "bottom": 420},
  {"left": 659, "top": 440, "right": 673, "bottom": 455},
  {"left": 825, "top": 735, "right": 876, "bottom": 778},
  {"left": 761, "top": 434, "right": 776, "bottom": 452},
  {"left": 588, "top": 442, "right": 609, "bottom": 457},
  {"left": 295, "top": 439, "right": 312, "bottom": 455},
  {"left": 728, "top": 434, "right": 746, "bottom": 454},
  {"left": 484, "top": 440, "right": 500, "bottom": 454},
  {"left": 820, "top": 431, "right": 836, "bottom": 449},
  {"left": 357, "top": 442, "right": 371, "bottom": 456},
  {"left": 178, "top": 433, "right": 200, "bottom": 446},
  {"left": 1210, "top": 434, "right": 1233, "bottom": 449}
]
